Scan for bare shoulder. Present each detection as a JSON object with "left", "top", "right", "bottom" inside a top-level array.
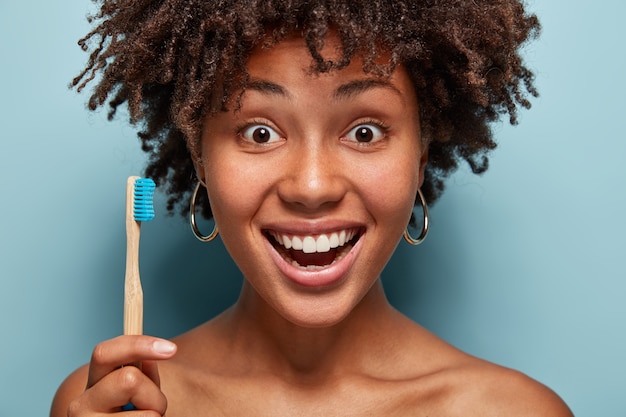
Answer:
[
  {"left": 49, "top": 364, "right": 89, "bottom": 417},
  {"left": 442, "top": 361, "right": 574, "bottom": 417},
  {"left": 390, "top": 319, "right": 572, "bottom": 417}
]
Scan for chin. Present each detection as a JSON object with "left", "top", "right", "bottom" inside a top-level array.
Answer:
[{"left": 273, "top": 287, "right": 370, "bottom": 329}]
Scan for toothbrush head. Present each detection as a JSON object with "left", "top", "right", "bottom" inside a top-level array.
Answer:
[{"left": 133, "top": 178, "right": 156, "bottom": 222}]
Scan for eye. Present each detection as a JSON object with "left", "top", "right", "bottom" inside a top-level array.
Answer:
[
  {"left": 345, "top": 123, "right": 387, "bottom": 143},
  {"left": 240, "top": 124, "right": 282, "bottom": 144}
]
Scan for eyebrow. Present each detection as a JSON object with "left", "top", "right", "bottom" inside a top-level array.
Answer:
[
  {"left": 246, "top": 77, "right": 401, "bottom": 101},
  {"left": 246, "top": 79, "right": 291, "bottom": 98},
  {"left": 332, "top": 79, "right": 402, "bottom": 101}
]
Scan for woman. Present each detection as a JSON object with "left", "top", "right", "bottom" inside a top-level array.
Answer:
[{"left": 52, "top": 0, "right": 573, "bottom": 415}]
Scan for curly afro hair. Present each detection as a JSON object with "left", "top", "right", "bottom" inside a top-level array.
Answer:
[{"left": 73, "top": 0, "right": 540, "bottom": 218}]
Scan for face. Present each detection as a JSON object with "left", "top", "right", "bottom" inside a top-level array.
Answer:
[{"left": 196, "top": 34, "right": 427, "bottom": 327}]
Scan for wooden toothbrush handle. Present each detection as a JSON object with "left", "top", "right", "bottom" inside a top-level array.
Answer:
[{"left": 124, "top": 176, "right": 143, "bottom": 336}]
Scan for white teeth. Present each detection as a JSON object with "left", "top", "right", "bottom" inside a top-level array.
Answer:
[
  {"left": 302, "top": 236, "right": 316, "bottom": 253},
  {"left": 329, "top": 233, "right": 339, "bottom": 248},
  {"left": 270, "top": 229, "right": 357, "bottom": 254},
  {"left": 316, "top": 234, "right": 331, "bottom": 252}
]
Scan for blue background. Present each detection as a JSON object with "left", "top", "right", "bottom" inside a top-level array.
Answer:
[{"left": 1, "top": 1, "right": 624, "bottom": 416}]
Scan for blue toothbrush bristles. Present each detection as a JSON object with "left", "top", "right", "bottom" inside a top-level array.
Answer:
[{"left": 133, "top": 178, "right": 156, "bottom": 221}]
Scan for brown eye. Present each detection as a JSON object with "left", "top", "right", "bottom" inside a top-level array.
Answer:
[
  {"left": 241, "top": 124, "right": 281, "bottom": 144},
  {"left": 346, "top": 124, "right": 385, "bottom": 143},
  {"left": 252, "top": 127, "right": 270, "bottom": 143},
  {"left": 355, "top": 127, "right": 374, "bottom": 142}
]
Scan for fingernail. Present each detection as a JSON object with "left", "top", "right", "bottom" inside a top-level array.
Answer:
[{"left": 152, "top": 340, "right": 177, "bottom": 355}]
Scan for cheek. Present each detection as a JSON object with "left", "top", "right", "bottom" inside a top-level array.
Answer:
[
  {"left": 356, "top": 153, "right": 421, "bottom": 219},
  {"left": 202, "top": 155, "right": 273, "bottom": 226}
]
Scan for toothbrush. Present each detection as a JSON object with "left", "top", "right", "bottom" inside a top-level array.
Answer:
[
  {"left": 122, "top": 176, "right": 155, "bottom": 411},
  {"left": 124, "top": 176, "right": 155, "bottom": 336}
]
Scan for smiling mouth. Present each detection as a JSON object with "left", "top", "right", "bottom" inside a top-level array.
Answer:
[{"left": 265, "top": 228, "right": 362, "bottom": 270}]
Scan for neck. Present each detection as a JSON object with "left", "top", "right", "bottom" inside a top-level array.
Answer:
[{"left": 225, "top": 279, "right": 397, "bottom": 381}]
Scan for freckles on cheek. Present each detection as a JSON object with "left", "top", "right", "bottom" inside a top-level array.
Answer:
[
  {"left": 206, "top": 163, "right": 270, "bottom": 220},
  {"left": 361, "top": 162, "right": 419, "bottom": 210},
  {"left": 376, "top": 188, "right": 416, "bottom": 219}
]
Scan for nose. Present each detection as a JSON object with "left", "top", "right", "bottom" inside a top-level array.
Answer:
[{"left": 277, "top": 140, "right": 347, "bottom": 212}]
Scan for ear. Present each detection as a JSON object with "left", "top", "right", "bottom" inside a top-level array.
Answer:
[
  {"left": 192, "top": 158, "right": 203, "bottom": 180},
  {"left": 191, "top": 150, "right": 206, "bottom": 185},
  {"left": 418, "top": 146, "right": 429, "bottom": 188}
]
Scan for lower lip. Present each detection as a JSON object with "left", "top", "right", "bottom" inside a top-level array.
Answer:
[{"left": 265, "top": 235, "right": 363, "bottom": 288}]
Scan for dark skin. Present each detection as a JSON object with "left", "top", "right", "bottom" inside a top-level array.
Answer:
[
  {"left": 51, "top": 35, "right": 572, "bottom": 417},
  {"left": 52, "top": 288, "right": 571, "bottom": 416}
]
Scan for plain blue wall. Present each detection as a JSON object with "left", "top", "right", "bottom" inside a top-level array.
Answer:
[{"left": 1, "top": 1, "right": 624, "bottom": 416}]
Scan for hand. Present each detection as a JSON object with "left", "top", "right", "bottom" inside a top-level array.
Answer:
[{"left": 62, "top": 335, "right": 177, "bottom": 416}]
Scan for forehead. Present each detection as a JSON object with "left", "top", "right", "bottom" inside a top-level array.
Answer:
[
  {"left": 246, "top": 32, "right": 392, "bottom": 76},
  {"left": 242, "top": 33, "right": 415, "bottom": 104}
]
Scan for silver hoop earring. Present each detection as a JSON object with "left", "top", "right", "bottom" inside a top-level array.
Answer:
[
  {"left": 190, "top": 181, "right": 219, "bottom": 242},
  {"left": 403, "top": 188, "right": 429, "bottom": 245}
]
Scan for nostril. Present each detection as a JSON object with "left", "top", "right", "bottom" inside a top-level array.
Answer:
[
  {"left": 274, "top": 144, "right": 350, "bottom": 211},
  {"left": 277, "top": 173, "right": 347, "bottom": 210}
]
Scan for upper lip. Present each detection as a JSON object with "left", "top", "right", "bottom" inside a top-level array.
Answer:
[{"left": 260, "top": 219, "right": 365, "bottom": 236}]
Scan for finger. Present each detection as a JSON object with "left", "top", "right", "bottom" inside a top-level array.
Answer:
[
  {"left": 141, "top": 360, "right": 161, "bottom": 387},
  {"left": 80, "top": 365, "right": 168, "bottom": 415},
  {"left": 87, "top": 335, "right": 176, "bottom": 388}
]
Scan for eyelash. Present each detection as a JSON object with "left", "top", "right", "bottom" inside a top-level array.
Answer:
[{"left": 360, "top": 119, "right": 389, "bottom": 130}]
